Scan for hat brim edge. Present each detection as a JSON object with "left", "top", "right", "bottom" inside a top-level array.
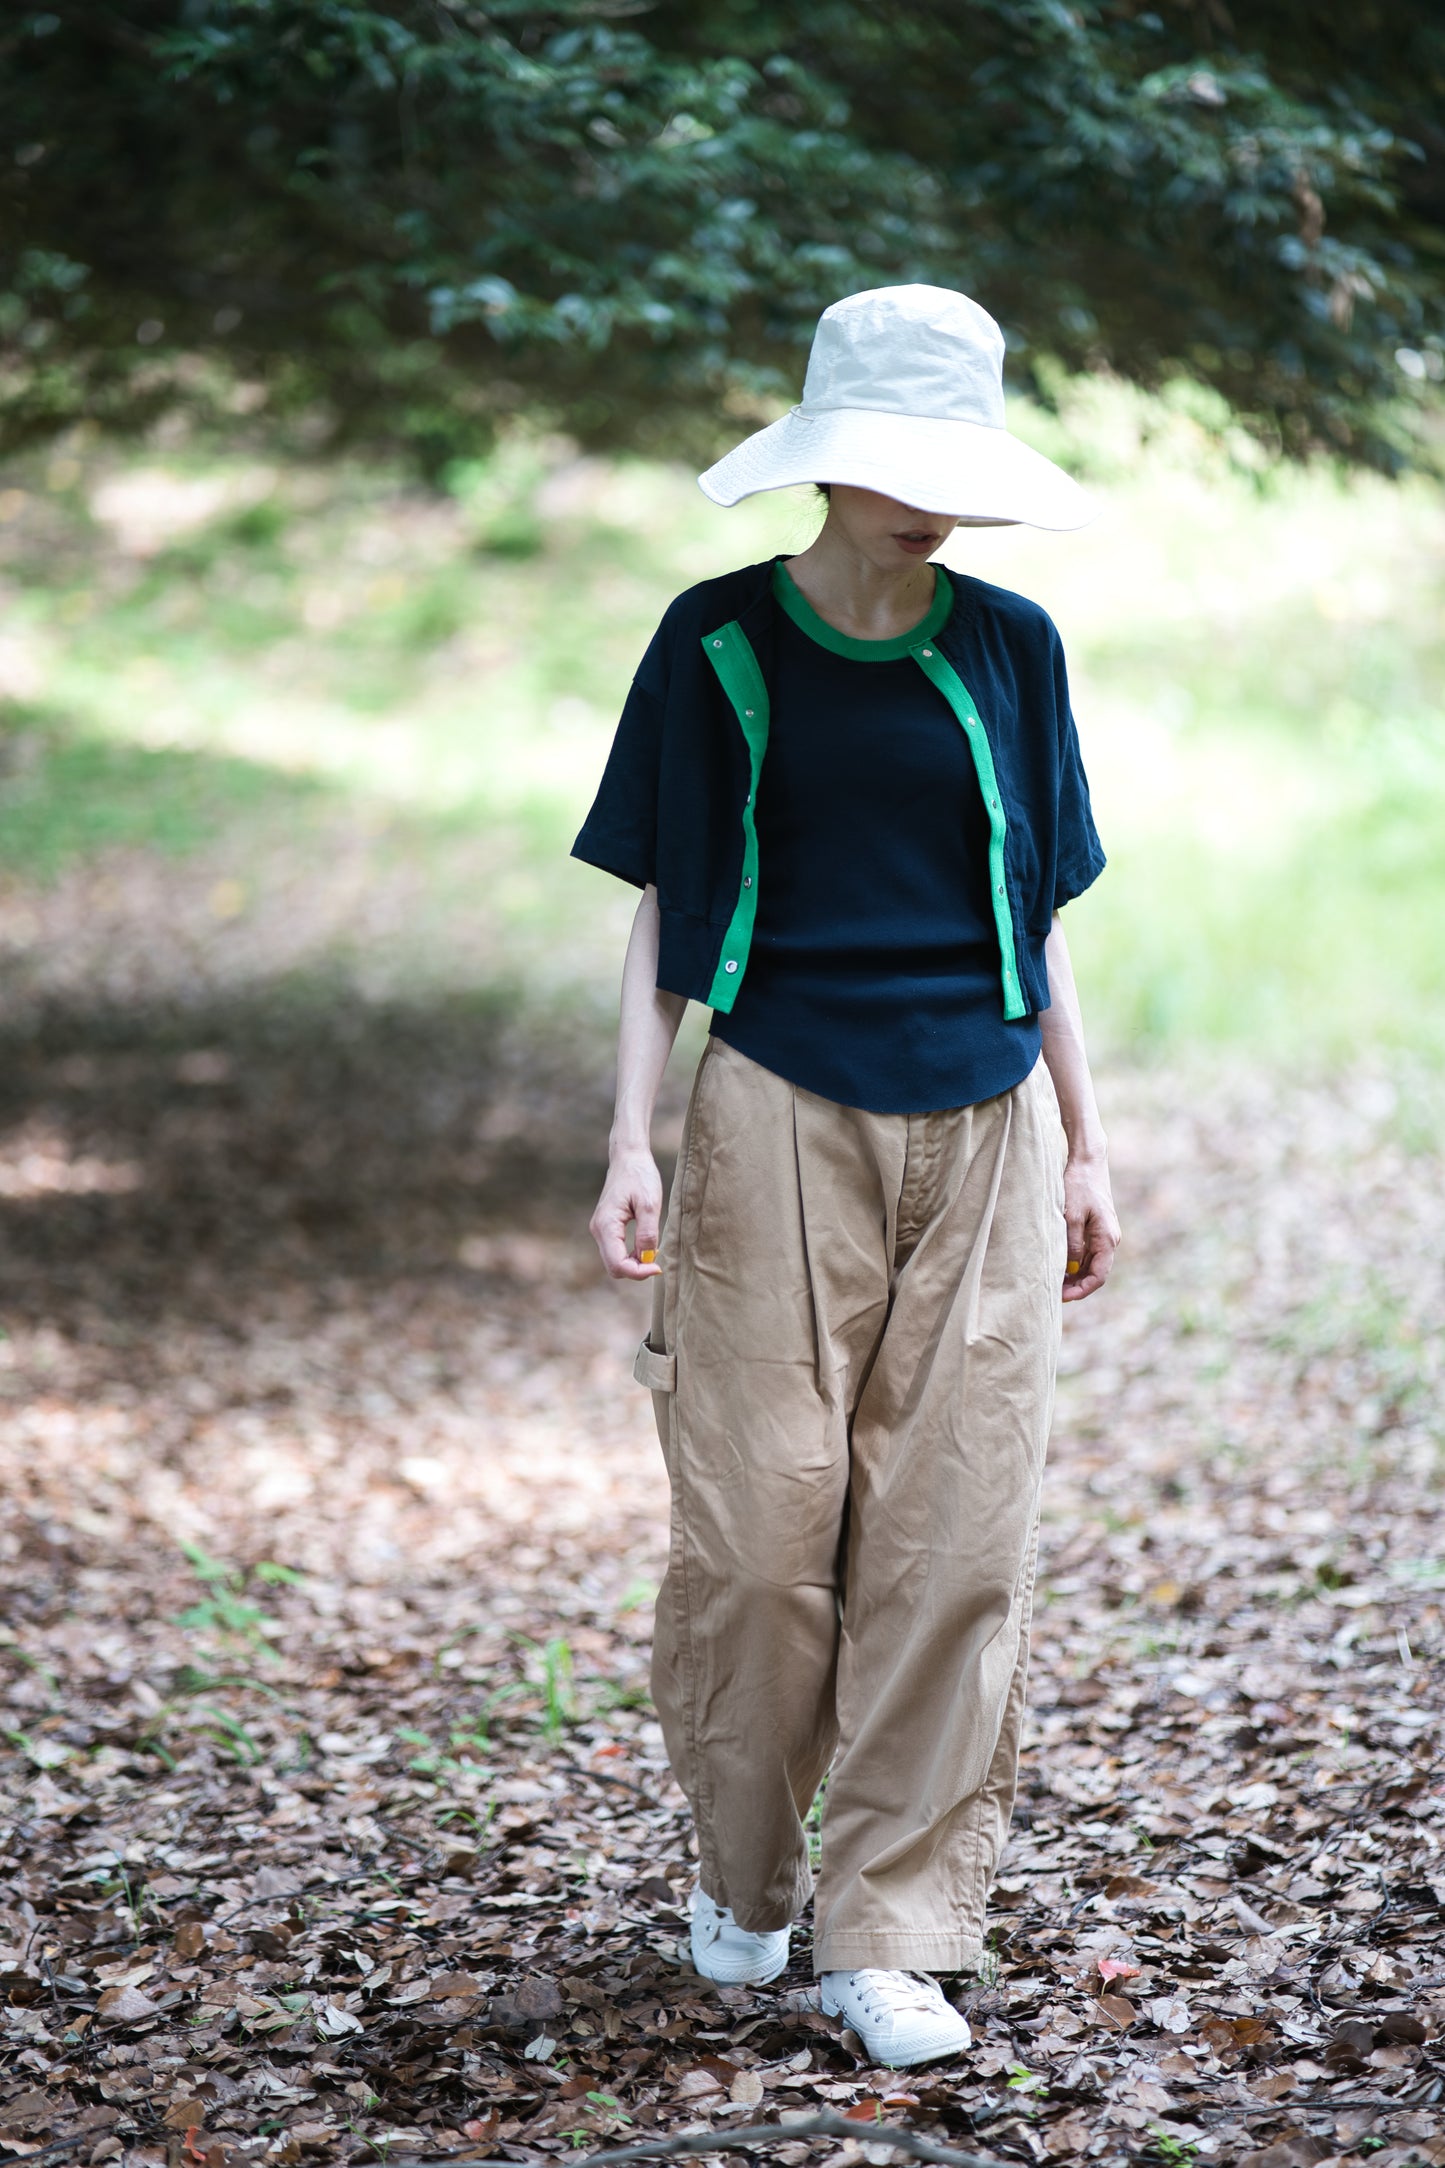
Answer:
[{"left": 696, "top": 407, "right": 1096, "bottom": 532}]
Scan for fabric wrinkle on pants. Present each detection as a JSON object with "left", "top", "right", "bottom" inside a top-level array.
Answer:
[{"left": 639, "top": 1035, "right": 1067, "bottom": 1975}]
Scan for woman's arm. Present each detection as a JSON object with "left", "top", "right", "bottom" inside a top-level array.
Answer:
[
  {"left": 1039, "top": 910, "right": 1121, "bottom": 1302},
  {"left": 589, "top": 883, "right": 688, "bottom": 1280}
]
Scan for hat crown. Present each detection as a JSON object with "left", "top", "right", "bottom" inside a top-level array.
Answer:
[{"left": 801, "top": 284, "right": 1006, "bottom": 430}]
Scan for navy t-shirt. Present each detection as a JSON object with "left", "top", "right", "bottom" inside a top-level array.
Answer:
[{"left": 709, "top": 561, "right": 1042, "bottom": 1114}]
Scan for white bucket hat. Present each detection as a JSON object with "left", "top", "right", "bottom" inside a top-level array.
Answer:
[{"left": 698, "top": 283, "right": 1093, "bottom": 531}]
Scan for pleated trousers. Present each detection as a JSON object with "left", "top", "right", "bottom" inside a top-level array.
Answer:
[{"left": 635, "top": 1035, "right": 1067, "bottom": 1974}]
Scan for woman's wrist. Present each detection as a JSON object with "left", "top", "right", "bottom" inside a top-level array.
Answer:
[{"left": 1065, "top": 1128, "right": 1109, "bottom": 1167}]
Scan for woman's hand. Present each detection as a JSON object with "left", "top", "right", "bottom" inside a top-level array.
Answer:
[
  {"left": 592, "top": 887, "right": 685, "bottom": 1281},
  {"left": 1038, "top": 911, "right": 1118, "bottom": 1304},
  {"left": 1062, "top": 1149, "right": 1120, "bottom": 1302},
  {"left": 590, "top": 1146, "right": 665, "bottom": 1280}
]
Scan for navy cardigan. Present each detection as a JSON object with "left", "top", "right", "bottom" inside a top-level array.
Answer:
[{"left": 571, "top": 558, "right": 1105, "bottom": 1020}]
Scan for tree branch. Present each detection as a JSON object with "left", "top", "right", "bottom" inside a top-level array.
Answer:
[{"left": 396, "top": 2107, "right": 1007, "bottom": 2168}]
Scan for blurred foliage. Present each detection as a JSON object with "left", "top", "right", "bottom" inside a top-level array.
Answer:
[{"left": 2, "top": 1, "right": 1442, "bottom": 474}]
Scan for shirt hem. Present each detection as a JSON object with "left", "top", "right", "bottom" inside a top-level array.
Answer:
[{"left": 708, "top": 1016, "right": 1042, "bottom": 1115}]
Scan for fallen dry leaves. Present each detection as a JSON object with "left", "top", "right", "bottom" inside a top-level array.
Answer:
[{"left": 1, "top": 986, "right": 1443, "bottom": 2168}]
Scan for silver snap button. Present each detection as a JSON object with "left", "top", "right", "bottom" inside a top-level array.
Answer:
[
  {"left": 712, "top": 639, "right": 723, "bottom": 648},
  {"left": 724, "top": 959, "right": 738, "bottom": 973},
  {"left": 997, "top": 884, "right": 1005, "bottom": 896},
  {"left": 745, "top": 708, "right": 754, "bottom": 717},
  {"left": 743, "top": 875, "right": 752, "bottom": 887},
  {"left": 921, "top": 648, "right": 933, "bottom": 657}
]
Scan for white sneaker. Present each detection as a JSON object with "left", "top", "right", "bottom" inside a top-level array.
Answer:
[
  {"left": 819, "top": 1968, "right": 972, "bottom": 2066},
  {"left": 688, "top": 1886, "right": 791, "bottom": 1986}
]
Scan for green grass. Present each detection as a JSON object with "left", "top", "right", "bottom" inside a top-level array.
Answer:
[
  {"left": 1075, "top": 728, "right": 1445, "bottom": 1061},
  {"left": 0, "top": 388, "right": 1441, "bottom": 1064},
  {"left": 0, "top": 706, "right": 320, "bottom": 879}
]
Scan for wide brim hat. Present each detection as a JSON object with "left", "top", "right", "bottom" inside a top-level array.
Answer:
[{"left": 698, "top": 285, "right": 1094, "bottom": 532}]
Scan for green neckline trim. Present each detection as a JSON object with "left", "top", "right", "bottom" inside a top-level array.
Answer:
[{"left": 772, "top": 558, "right": 952, "bottom": 661}]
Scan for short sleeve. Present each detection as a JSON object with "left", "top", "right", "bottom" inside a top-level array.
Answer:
[
  {"left": 570, "top": 621, "right": 669, "bottom": 891},
  {"left": 1050, "top": 628, "right": 1106, "bottom": 910}
]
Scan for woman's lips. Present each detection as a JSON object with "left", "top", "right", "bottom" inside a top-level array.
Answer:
[{"left": 892, "top": 532, "right": 939, "bottom": 555}]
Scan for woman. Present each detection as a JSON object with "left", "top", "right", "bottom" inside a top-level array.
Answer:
[{"left": 572, "top": 285, "right": 1121, "bottom": 2069}]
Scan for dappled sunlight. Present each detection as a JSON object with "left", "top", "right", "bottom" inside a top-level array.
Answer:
[
  {"left": 4, "top": 6, "right": 1440, "bottom": 2153},
  {"left": 0, "top": 418, "right": 1438, "bottom": 2150},
  {"left": 0, "top": 1118, "right": 144, "bottom": 1196},
  {"left": 3, "top": 1013, "right": 1442, "bottom": 2152},
  {"left": 0, "top": 393, "right": 1441, "bottom": 2163},
  {"left": 89, "top": 466, "right": 281, "bottom": 559}
]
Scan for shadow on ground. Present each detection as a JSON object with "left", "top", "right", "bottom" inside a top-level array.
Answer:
[
  {"left": 0, "top": 985, "right": 637, "bottom": 1344},
  {"left": 2, "top": 982, "right": 1444, "bottom": 2165}
]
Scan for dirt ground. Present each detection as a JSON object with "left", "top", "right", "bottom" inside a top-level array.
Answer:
[{"left": 2, "top": 905, "right": 1443, "bottom": 2168}]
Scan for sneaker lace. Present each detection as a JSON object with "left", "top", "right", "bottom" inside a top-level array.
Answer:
[{"left": 849, "top": 1969, "right": 945, "bottom": 2021}]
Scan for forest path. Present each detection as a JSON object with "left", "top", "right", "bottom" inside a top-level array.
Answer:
[{"left": 2, "top": 998, "right": 1442, "bottom": 2168}]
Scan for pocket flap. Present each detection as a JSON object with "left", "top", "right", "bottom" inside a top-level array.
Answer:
[{"left": 633, "top": 1338, "right": 677, "bottom": 1393}]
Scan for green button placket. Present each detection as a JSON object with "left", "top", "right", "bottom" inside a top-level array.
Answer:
[
  {"left": 910, "top": 642, "right": 1028, "bottom": 1021},
  {"left": 700, "top": 624, "right": 769, "bottom": 1013}
]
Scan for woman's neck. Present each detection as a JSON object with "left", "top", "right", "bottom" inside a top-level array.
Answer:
[{"left": 783, "top": 525, "right": 938, "bottom": 642}]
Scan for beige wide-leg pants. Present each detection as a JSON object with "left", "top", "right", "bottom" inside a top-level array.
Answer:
[{"left": 635, "top": 1035, "right": 1067, "bottom": 1975}]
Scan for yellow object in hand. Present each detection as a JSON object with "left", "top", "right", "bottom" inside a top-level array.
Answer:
[
  {"left": 1066, "top": 1260, "right": 1081, "bottom": 1276},
  {"left": 639, "top": 1248, "right": 656, "bottom": 1264}
]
